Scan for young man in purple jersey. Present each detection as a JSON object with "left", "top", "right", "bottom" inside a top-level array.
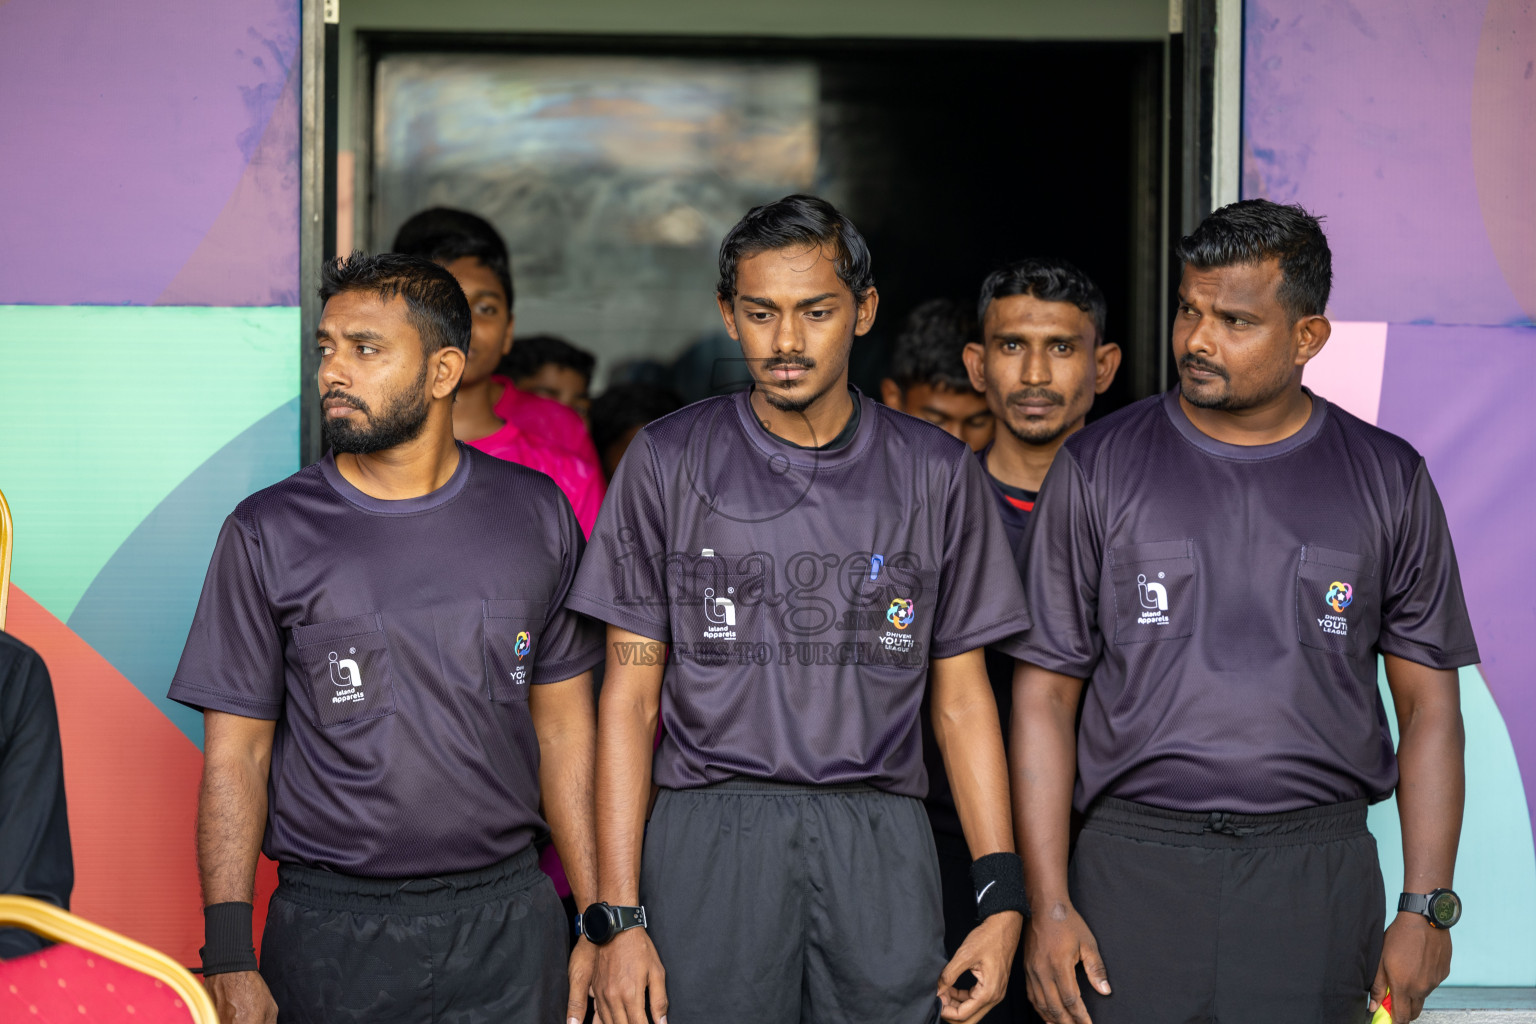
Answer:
[
  {"left": 566, "top": 195, "right": 1030, "bottom": 1024},
  {"left": 169, "top": 253, "right": 604, "bottom": 1024},
  {"left": 915, "top": 258, "right": 1121, "bottom": 1024},
  {"left": 1010, "top": 201, "right": 1477, "bottom": 1024}
]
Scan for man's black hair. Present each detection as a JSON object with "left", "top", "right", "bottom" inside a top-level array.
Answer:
[
  {"left": 590, "top": 384, "right": 684, "bottom": 457},
  {"left": 1174, "top": 198, "right": 1332, "bottom": 321},
  {"left": 889, "top": 298, "right": 979, "bottom": 393},
  {"left": 717, "top": 194, "right": 874, "bottom": 303},
  {"left": 320, "top": 251, "right": 471, "bottom": 355},
  {"left": 977, "top": 257, "right": 1108, "bottom": 344},
  {"left": 502, "top": 334, "right": 596, "bottom": 384},
  {"left": 392, "top": 207, "right": 515, "bottom": 308}
]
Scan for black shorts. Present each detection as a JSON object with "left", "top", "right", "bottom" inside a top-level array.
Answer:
[
  {"left": 1069, "top": 797, "right": 1385, "bottom": 1024},
  {"left": 642, "top": 780, "right": 947, "bottom": 1024},
  {"left": 260, "top": 845, "right": 568, "bottom": 1024}
]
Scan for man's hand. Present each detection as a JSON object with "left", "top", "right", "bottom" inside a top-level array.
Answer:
[
  {"left": 567, "top": 937, "right": 597, "bottom": 1024},
  {"left": 593, "top": 928, "right": 667, "bottom": 1024},
  {"left": 937, "top": 910, "right": 1023, "bottom": 1023},
  {"left": 207, "top": 970, "right": 277, "bottom": 1024},
  {"left": 1370, "top": 913, "right": 1452, "bottom": 1022},
  {"left": 1023, "top": 898, "right": 1110, "bottom": 1024}
]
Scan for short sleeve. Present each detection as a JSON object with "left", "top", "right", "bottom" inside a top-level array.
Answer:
[
  {"left": 1377, "top": 460, "right": 1480, "bottom": 668},
  {"left": 532, "top": 495, "right": 606, "bottom": 684},
  {"left": 569, "top": 463, "right": 607, "bottom": 540},
  {"left": 167, "top": 514, "right": 286, "bottom": 719},
  {"left": 996, "top": 448, "right": 1105, "bottom": 677},
  {"left": 565, "top": 432, "right": 672, "bottom": 642},
  {"left": 928, "top": 454, "right": 1032, "bottom": 659}
]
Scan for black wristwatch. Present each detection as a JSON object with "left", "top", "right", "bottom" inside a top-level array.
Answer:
[
  {"left": 578, "top": 902, "right": 648, "bottom": 945},
  {"left": 1398, "top": 889, "right": 1461, "bottom": 929}
]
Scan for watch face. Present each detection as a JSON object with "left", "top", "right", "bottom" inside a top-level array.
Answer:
[
  {"left": 581, "top": 904, "right": 615, "bottom": 944},
  {"left": 1429, "top": 891, "right": 1461, "bottom": 928}
]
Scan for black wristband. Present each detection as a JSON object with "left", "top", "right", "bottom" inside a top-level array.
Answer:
[
  {"left": 200, "top": 902, "right": 258, "bottom": 976},
  {"left": 970, "top": 852, "right": 1027, "bottom": 921}
]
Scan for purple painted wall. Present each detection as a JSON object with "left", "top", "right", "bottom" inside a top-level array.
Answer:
[
  {"left": 1243, "top": 1, "right": 1536, "bottom": 972},
  {"left": 0, "top": 0, "right": 300, "bottom": 306}
]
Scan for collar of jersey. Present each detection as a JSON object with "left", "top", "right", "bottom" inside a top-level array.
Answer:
[
  {"left": 733, "top": 385, "right": 876, "bottom": 468},
  {"left": 319, "top": 442, "right": 474, "bottom": 514},
  {"left": 1161, "top": 386, "right": 1329, "bottom": 461}
]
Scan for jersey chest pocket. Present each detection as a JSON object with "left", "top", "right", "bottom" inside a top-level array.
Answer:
[
  {"left": 1109, "top": 539, "right": 1196, "bottom": 644},
  {"left": 1296, "top": 545, "right": 1378, "bottom": 658},
  {"left": 292, "top": 613, "right": 398, "bottom": 728},
  {"left": 484, "top": 599, "right": 547, "bottom": 702}
]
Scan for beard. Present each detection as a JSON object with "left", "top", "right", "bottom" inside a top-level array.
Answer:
[
  {"left": 322, "top": 362, "right": 432, "bottom": 455},
  {"left": 999, "top": 386, "right": 1075, "bottom": 446},
  {"left": 756, "top": 355, "right": 833, "bottom": 414},
  {"left": 1178, "top": 353, "right": 1292, "bottom": 411}
]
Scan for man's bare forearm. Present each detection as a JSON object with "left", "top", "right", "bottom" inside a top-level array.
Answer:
[
  {"left": 533, "top": 672, "right": 600, "bottom": 910},
  {"left": 595, "top": 627, "right": 664, "bottom": 906},
  {"left": 197, "top": 712, "right": 276, "bottom": 906},
  {"left": 1010, "top": 662, "right": 1084, "bottom": 907},
  {"left": 931, "top": 649, "right": 1014, "bottom": 857},
  {"left": 1385, "top": 654, "right": 1464, "bottom": 894}
]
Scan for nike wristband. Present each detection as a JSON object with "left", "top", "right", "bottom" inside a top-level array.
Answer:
[
  {"left": 200, "top": 902, "right": 258, "bottom": 976},
  {"left": 970, "top": 852, "right": 1028, "bottom": 921}
]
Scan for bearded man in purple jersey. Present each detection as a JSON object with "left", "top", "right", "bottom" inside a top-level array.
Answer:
[
  {"left": 1009, "top": 201, "right": 1477, "bottom": 1024},
  {"left": 169, "top": 253, "right": 604, "bottom": 1024},
  {"left": 566, "top": 195, "right": 1031, "bottom": 1024}
]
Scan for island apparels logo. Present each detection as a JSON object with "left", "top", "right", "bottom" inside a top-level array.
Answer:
[
  {"left": 1136, "top": 572, "right": 1170, "bottom": 626},
  {"left": 703, "top": 586, "right": 737, "bottom": 641},
  {"left": 1319, "top": 581, "right": 1353, "bottom": 637},
  {"left": 328, "top": 648, "right": 365, "bottom": 705}
]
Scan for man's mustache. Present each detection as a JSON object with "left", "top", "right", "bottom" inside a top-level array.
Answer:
[
  {"left": 322, "top": 389, "right": 371, "bottom": 414},
  {"left": 1179, "top": 354, "right": 1229, "bottom": 381},
  {"left": 1004, "top": 387, "right": 1066, "bottom": 409}
]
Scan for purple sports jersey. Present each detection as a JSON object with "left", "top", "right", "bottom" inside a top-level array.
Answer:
[
  {"left": 566, "top": 388, "right": 1030, "bottom": 797},
  {"left": 168, "top": 447, "right": 603, "bottom": 877},
  {"left": 1005, "top": 389, "right": 1480, "bottom": 814}
]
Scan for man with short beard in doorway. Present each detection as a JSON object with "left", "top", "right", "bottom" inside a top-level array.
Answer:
[
  {"left": 914, "top": 258, "right": 1121, "bottom": 1023},
  {"left": 1009, "top": 201, "right": 1477, "bottom": 1024},
  {"left": 169, "top": 253, "right": 604, "bottom": 1024},
  {"left": 567, "top": 195, "right": 1031, "bottom": 1024}
]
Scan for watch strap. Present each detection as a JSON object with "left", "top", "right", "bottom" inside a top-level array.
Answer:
[
  {"left": 1397, "top": 892, "right": 1430, "bottom": 917},
  {"left": 612, "top": 905, "right": 648, "bottom": 932}
]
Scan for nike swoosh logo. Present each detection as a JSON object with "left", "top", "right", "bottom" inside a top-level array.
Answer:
[{"left": 976, "top": 881, "right": 996, "bottom": 905}]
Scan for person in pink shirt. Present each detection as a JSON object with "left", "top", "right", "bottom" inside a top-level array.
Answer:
[
  {"left": 393, "top": 208, "right": 602, "bottom": 473},
  {"left": 392, "top": 214, "right": 604, "bottom": 535}
]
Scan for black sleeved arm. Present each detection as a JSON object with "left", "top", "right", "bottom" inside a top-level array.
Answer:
[{"left": 0, "top": 637, "right": 73, "bottom": 959}]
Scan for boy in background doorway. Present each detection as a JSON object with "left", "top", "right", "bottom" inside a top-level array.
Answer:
[
  {"left": 880, "top": 298, "right": 994, "bottom": 452},
  {"left": 502, "top": 334, "right": 596, "bottom": 428}
]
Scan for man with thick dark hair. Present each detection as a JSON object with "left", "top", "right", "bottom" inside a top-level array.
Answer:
[
  {"left": 1010, "top": 199, "right": 1476, "bottom": 1024},
  {"left": 569, "top": 194, "right": 1030, "bottom": 1024},
  {"left": 392, "top": 208, "right": 601, "bottom": 470},
  {"left": 880, "top": 298, "right": 994, "bottom": 451},
  {"left": 911, "top": 258, "right": 1121, "bottom": 1024},
  {"left": 503, "top": 334, "right": 597, "bottom": 425},
  {"left": 170, "top": 252, "right": 605, "bottom": 1024}
]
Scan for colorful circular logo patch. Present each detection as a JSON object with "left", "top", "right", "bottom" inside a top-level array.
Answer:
[
  {"left": 886, "top": 598, "right": 915, "bottom": 630},
  {"left": 1326, "top": 581, "right": 1353, "bottom": 612},
  {"left": 515, "top": 631, "right": 532, "bottom": 659}
]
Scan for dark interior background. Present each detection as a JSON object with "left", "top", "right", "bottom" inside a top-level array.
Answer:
[{"left": 364, "top": 35, "right": 1162, "bottom": 419}]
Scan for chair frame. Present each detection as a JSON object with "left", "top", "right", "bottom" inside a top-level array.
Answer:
[
  {"left": 0, "top": 895, "right": 219, "bottom": 1023},
  {"left": 0, "top": 486, "right": 12, "bottom": 630}
]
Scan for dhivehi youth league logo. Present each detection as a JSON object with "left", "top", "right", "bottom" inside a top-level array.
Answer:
[
  {"left": 1326, "top": 581, "right": 1354, "bottom": 613},
  {"left": 515, "top": 631, "right": 532, "bottom": 660},
  {"left": 886, "top": 598, "right": 915, "bottom": 630}
]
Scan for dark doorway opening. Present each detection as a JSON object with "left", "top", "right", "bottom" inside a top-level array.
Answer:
[{"left": 356, "top": 33, "right": 1163, "bottom": 422}]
